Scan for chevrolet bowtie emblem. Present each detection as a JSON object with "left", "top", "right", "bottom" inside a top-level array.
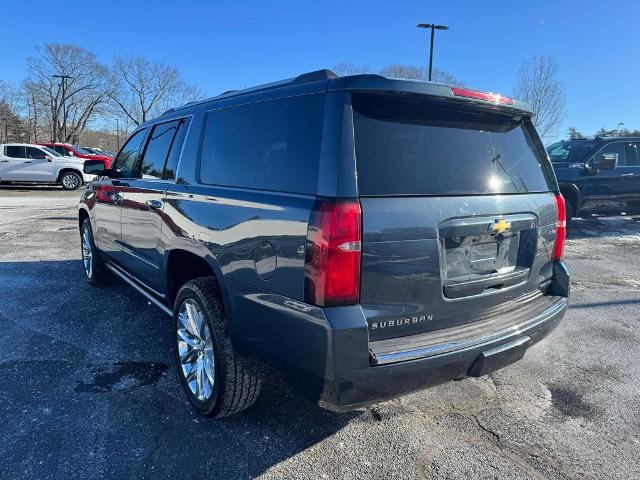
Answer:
[{"left": 488, "top": 219, "right": 511, "bottom": 234}]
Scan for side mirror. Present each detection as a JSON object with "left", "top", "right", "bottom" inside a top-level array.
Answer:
[
  {"left": 68, "top": 150, "right": 75, "bottom": 157},
  {"left": 45, "top": 155, "right": 52, "bottom": 162},
  {"left": 593, "top": 153, "right": 617, "bottom": 170}
]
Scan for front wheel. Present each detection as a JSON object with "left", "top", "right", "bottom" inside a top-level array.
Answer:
[
  {"left": 174, "top": 277, "right": 262, "bottom": 417},
  {"left": 80, "top": 218, "right": 108, "bottom": 285},
  {"left": 60, "top": 171, "right": 82, "bottom": 190}
]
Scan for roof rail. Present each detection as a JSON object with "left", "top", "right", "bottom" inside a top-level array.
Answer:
[
  {"left": 160, "top": 69, "right": 339, "bottom": 117},
  {"left": 292, "top": 69, "right": 337, "bottom": 84}
]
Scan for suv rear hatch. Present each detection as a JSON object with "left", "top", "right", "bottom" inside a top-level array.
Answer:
[{"left": 351, "top": 93, "right": 561, "bottom": 348}]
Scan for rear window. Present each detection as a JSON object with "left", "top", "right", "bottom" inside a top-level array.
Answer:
[
  {"left": 352, "top": 94, "right": 555, "bottom": 196},
  {"left": 200, "top": 94, "right": 325, "bottom": 194},
  {"left": 547, "top": 140, "right": 597, "bottom": 163}
]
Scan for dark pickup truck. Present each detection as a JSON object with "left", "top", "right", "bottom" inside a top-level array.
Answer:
[
  {"left": 79, "top": 70, "right": 570, "bottom": 417},
  {"left": 547, "top": 137, "right": 640, "bottom": 221}
]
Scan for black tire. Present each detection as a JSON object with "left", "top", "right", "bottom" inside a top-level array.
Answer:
[
  {"left": 80, "top": 218, "right": 109, "bottom": 286},
  {"left": 60, "top": 171, "right": 82, "bottom": 190},
  {"left": 174, "top": 277, "right": 262, "bottom": 417},
  {"left": 565, "top": 200, "right": 574, "bottom": 226}
]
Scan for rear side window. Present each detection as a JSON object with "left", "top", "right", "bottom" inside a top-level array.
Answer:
[
  {"left": 352, "top": 94, "right": 555, "bottom": 196},
  {"left": 163, "top": 119, "right": 189, "bottom": 180},
  {"left": 200, "top": 94, "right": 325, "bottom": 194},
  {"left": 4, "top": 146, "right": 24, "bottom": 158},
  {"left": 140, "top": 120, "right": 181, "bottom": 179},
  {"left": 55, "top": 146, "right": 70, "bottom": 156}
]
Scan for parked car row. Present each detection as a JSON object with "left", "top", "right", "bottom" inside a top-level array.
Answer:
[
  {"left": 37, "top": 142, "right": 113, "bottom": 168},
  {"left": 0, "top": 143, "right": 98, "bottom": 189}
]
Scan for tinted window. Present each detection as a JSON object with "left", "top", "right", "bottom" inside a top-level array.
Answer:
[
  {"left": 352, "top": 94, "right": 554, "bottom": 196},
  {"left": 595, "top": 142, "right": 627, "bottom": 167},
  {"left": 200, "top": 94, "right": 325, "bottom": 194},
  {"left": 627, "top": 143, "right": 640, "bottom": 166},
  {"left": 112, "top": 129, "right": 147, "bottom": 178},
  {"left": 5, "top": 146, "right": 24, "bottom": 158},
  {"left": 25, "top": 147, "right": 47, "bottom": 159},
  {"left": 547, "top": 141, "right": 597, "bottom": 163},
  {"left": 163, "top": 119, "right": 189, "bottom": 180},
  {"left": 140, "top": 120, "right": 181, "bottom": 179},
  {"left": 55, "top": 146, "right": 70, "bottom": 156}
]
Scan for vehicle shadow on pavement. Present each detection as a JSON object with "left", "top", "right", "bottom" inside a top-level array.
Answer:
[
  {"left": 0, "top": 259, "right": 359, "bottom": 479},
  {"left": 0, "top": 184, "right": 67, "bottom": 191},
  {"left": 567, "top": 216, "right": 640, "bottom": 240}
]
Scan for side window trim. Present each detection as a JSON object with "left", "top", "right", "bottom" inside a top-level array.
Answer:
[
  {"left": 133, "top": 115, "right": 192, "bottom": 183},
  {"left": 590, "top": 141, "right": 628, "bottom": 168}
]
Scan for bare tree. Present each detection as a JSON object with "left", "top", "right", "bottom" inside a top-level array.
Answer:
[
  {"left": 378, "top": 64, "right": 462, "bottom": 85},
  {"left": 513, "top": 56, "right": 565, "bottom": 141},
  {"left": 25, "top": 44, "right": 111, "bottom": 143},
  {"left": 332, "top": 61, "right": 370, "bottom": 76},
  {"left": 109, "top": 56, "right": 204, "bottom": 127},
  {"left": 0, "top": 80, "right": 27, "bottom": 143}
]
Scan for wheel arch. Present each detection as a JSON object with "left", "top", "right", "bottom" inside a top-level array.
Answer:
[
  {"left": 57, "top": 168, "right": 84, "bottom": 184},
  {"left": 164, "top": 249, "right": 233, "bottom": 322},
  {"left": 558, "top": 182, "right": 581, "bottom": 214}
]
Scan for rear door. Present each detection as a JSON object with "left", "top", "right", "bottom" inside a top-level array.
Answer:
[
  {"left": 350, "top": 93, "right": 559, "bottom": 342},
  {"left": 0, "top": 146, "right": 26, "bottom": 180},
  {"left": 119, "top": 118, "right": 189, "bottom": 292}
]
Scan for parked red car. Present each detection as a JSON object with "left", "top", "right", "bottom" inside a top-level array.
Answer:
[{"left": 37, "top": 143, "right": 113, "bottom": 168}]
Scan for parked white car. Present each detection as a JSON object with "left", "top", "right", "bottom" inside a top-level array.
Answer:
[{"left": 0, "top": 143, "right": 95, "bottom": 190}]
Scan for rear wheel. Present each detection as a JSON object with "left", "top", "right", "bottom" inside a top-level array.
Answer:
[{"left": 174, "top": 277, "right": 262, "bottom": 417}]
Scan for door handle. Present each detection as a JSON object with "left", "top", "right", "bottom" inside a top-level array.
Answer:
[
  {"left": 0, "top": 160, "right": 8, "bottom": 163},
  {"left": 145, "top": 199, "right": 163, "bottom": 210},
  {"left": 621, "top": 173, "right": 635, "bottom": 177},
  {"left": 24, "top": 161, "right": 32, "bottom": 164}
]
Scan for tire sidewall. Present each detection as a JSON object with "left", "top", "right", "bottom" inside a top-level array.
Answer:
[
  {"left": 61, "top": 171, "right": 82, "bottom": 190},
  {"left": 173, "top": 285, "right": 223, "bottom": 415},
  {"left": 81, "top": 218, "right": 96, "bottom": 283}
]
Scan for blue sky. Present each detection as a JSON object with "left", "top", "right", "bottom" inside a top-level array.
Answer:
[{"left": 3, "top": 0, "right": 638, "bottom": 141}]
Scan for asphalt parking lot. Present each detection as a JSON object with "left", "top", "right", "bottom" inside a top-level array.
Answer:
[{"left": 1, "top": 186, "right": 639, "bottom": 480}]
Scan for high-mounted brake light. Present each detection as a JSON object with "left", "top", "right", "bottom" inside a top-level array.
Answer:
[
  {"left": 304, "top": 199, "right": 362, "bottom": 307},
  {"left": 553, "top": 194, "right": 566, "bottom": 261},
  {"left": 451, "top": 87, "right": 513, "bottom": 105}
]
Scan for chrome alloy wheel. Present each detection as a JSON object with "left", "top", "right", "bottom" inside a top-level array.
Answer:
[
  {"left": 81, "top": 224, "right": 93, "bottom": 279},
  {"left": 62, "top": 173, "right": 80, "bottom": 189},
  {"left": 177, "top": 299, "right": 215, "bottom": 401}
]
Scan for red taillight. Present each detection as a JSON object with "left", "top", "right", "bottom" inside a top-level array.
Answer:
[
  {"left": 304, "top": 199, "right": 362, "bottom": 307},
  {"left": 553, "top": 194, "right": 566, "bottom": 261},
  {"left": 451, "top": 87, "right": 514, "bottom": 105}
]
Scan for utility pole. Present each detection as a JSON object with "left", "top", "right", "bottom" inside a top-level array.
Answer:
[
  {"left": 617, "top": 122, "right": 624, "bottom": 137},
  {"left": 52, "top": 74, "right": 73, "bottom": 142},
  {"left": 416, "top": 23, "right": 449, "bottom": 81},
  {"left": 116, "top": 118, "right": 120, "bottom": 149}
]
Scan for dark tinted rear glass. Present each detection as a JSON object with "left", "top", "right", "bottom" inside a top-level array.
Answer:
[
  {"left": 200, "top": 94, "right": 325, "bottom": 194},
  {"left": 546, "top": 140, "right": 597, "bottom": 163},
  {"left": 352, "top": 94, "right": 554, "bottom": 196}
]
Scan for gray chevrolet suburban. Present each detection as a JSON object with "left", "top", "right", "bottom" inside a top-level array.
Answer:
[{"left": 79, "top": 70, "right": 570, "bottom": 417}]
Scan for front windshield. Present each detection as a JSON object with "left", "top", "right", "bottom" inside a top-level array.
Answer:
[
  {"left": 546, "top": 141, "right": 597, "bottom": 163},
  {"left": 73, "top": 145, "right": 95, "bottom": 155}
]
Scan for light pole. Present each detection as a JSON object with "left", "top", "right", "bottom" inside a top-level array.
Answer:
[
  {"left": 115, "top": 118, "right": 120, "bottom": 149},
  {"left": 617, "top": 122, "right": 624, "bottom": 137},
  {"left": 52, "top": 74, "right": 73, "bottom": 142},
  {"left": 417, "top": 23, "right": 449, "bottom": 81}
]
